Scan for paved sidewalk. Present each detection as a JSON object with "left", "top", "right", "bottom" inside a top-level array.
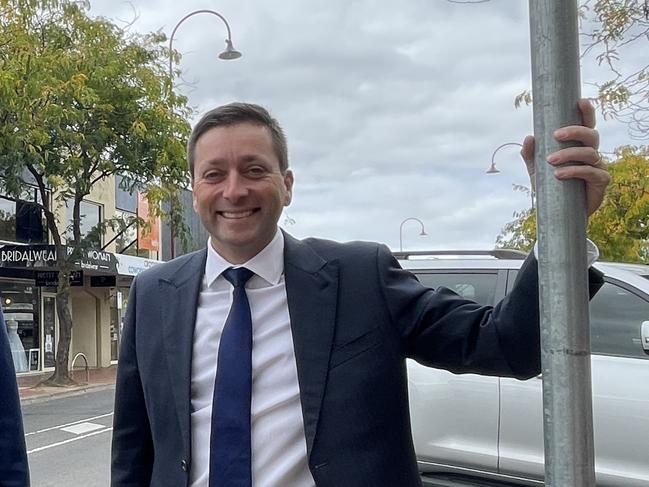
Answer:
[{"left": 18, "top": 366, "right": 117, "bottom": 405}]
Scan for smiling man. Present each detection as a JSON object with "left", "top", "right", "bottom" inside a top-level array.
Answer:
[
  {"left": 111, "top": 102, "right": 609, "bottom": 487},
  {"left": 190, "top": 121, "right": 293, "bottom": 264}
]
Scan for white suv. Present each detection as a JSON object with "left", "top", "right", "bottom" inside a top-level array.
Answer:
[{"left": 397, "top": 250, "right": 649, "bottom": 487}]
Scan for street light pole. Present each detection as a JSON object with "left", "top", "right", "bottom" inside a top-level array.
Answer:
[
  {"left": 168, "top": 9, "right": 241, "bottom": 82},
  {"left": 166, "top": 9, "right": 241, "bottom": 260},
  {"left": 399, "top": 217, "right": 427, "bottom": 252},
  {"left": 486, "top": 142, "right": 535, "bottom": 209}
]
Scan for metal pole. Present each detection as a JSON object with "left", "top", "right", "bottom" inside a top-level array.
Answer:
[
  {"left": 166, "top": 10, "right": 241, "bottom": 260},
  {"left": 529, "top": 2, "right": 595, "bottom": 486}
]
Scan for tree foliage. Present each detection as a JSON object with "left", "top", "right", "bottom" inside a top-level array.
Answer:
[
  {"left": 495, "top": 207, "right": 536, "bottom": 254},
  {"left": 580, "top": 0, "right": 649, "bottom": 140},
  {"left": 496, "top": 147, "right": 649, "bottom": 263},
  {"left": 587, "top": 146, "right": 649, "bottom": 261},
  {"left": 513, "top": 0, "right": 649, "bottom": 141},
  {"left": 0, "top": 0, "right": 192, "bottom": 383}
]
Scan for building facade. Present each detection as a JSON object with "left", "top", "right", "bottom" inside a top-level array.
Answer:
[{"left": 1, "top": 174, "right": 183, "bottom": 375}]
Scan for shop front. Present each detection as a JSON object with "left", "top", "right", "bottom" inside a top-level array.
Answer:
[
  {"left": 109, "top": 253, "right": 161, "bottom": 363},
  {"left": 1, "top": 244, "right": 118, "bottom": 374}
]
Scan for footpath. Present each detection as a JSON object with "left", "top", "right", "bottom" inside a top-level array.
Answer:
[{"left": 18, "top": 366, "right": 117, "bottom": 405}]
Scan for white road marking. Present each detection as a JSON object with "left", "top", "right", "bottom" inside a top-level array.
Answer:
[
  {"left": 27, "top": 427, "right": 113, "bottom": 455},
  {"left": 24, "top": 412, "right": 113, "bottom": 436},
  {"left": 61, "top": 422, "right": 105, "bottom": 435}
]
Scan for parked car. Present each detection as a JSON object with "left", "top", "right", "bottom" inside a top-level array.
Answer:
[{"left": 398, "top": 250, "right": 649, "bottom": 487}]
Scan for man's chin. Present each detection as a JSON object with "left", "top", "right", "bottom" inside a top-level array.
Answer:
[{"left": 210, "top": 232, "right": 273, "bottom": 261}]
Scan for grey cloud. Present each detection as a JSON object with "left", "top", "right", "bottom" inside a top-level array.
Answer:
[{"left": 88, "top": 0, "right": 634, "bottom": 249}]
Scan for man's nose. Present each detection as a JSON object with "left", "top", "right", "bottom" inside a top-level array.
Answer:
[{"left": 222, "top": 172, "right": 249, "bottom": 201}]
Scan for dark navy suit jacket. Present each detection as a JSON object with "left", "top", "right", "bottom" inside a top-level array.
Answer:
[
  {"left": 0, "top": 309, "right": 30, "bottom": 487},
  {"left": 111, "top": 233, "right": 603, "bottom": 487}
]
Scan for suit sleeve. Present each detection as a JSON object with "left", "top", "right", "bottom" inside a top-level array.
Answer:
[
  {"left": 111, "top": 277, "right": 154, "bottom": 486},
  {"left": 0, "top": 310, "right": 30, "bottom": 487},
  {"left": 377, "top": 245, "right": 604, "bottom": 380}
]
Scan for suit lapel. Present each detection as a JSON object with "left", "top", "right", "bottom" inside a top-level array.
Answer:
[
  {"left": 159, "top": 249, "right": 207, "bottom": 454},
  {"left": 283, "top": 233, "right": 338, "bottom": 458}
]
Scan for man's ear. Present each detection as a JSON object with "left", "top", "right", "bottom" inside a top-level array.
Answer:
[{"left": 283, "top": 169, "right": 294, "bottom": 207}]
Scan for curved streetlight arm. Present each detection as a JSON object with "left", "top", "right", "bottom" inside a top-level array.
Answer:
[
  {"left": 399, "top": 217, "right": 427, "bottom": 252},
  {"left": 487, "top": 141, "right": 535, "bottom": 209},
  {"left": 168, "top": 9, "right": 236, "bottom": 79},
  {"left": 488, "top": 142, "right": 524, "bottom": 173}
]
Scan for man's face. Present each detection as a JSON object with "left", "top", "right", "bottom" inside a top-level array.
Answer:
[{"left": 192, "top": 123, "right": 293, "bottom": 264}]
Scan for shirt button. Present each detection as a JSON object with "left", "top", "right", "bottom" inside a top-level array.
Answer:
[{"left": 180, "top": 460, "right": 188, "bottom": 472}]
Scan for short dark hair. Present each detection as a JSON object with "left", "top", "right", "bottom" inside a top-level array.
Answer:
[{"left": 187, "top": 102, "right": 288, "bottom": 178}]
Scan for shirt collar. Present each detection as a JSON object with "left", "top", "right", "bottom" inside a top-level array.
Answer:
[{"left": 204, "top": 229, "right": 285, "bottom": 287}]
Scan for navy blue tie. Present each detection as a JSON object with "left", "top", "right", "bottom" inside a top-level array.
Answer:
[{"left": 209, "top": 267, "right": 255, "bottom": 487}]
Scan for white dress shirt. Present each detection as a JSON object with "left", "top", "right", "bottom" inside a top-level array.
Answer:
[{"left": 189, "top": 230, "right": 316, "bottom": 487}]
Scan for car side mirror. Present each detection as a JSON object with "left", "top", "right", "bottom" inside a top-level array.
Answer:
[{"left": 642, "top": 321, "right": 649, "bottom": 355}]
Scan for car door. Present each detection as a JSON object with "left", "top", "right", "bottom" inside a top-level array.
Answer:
[
  {"left": 407, "top": 269, "right": 506, "bottom": 474},
  {"left": 498, "top": 275, "right": 649, "bottom": 486}
]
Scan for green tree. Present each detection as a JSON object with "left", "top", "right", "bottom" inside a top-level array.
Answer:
[
  {"left": 0, "top": 0, "right": 191, "bottom": 384},
  {"left": 587, "top": 146, "right": 649, "bottom": 261},
  {"left": 496, "top": 147, "right": 649, "bottom": 263},
  {"left": 495, "top": 207, "right": 536, "bottom": 254}
]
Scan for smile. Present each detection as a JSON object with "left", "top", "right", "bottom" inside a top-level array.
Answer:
[{"left": 219, "top": 210, "right": 257, "bottom": 219}]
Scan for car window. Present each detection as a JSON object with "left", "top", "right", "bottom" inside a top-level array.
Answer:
[
  {"left": 415, "top": 272, "right": 498, "bottom": 306},
  {"left": 590, "top": 282, "right": 649, "bottom": 359}
]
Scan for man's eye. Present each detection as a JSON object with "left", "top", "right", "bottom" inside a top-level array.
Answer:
[
  {"left": 203, "top": 171, "right": 224, "bottom": 181},
  {"left": 246, "top": 166, "right": 267, "bottom": 177}
]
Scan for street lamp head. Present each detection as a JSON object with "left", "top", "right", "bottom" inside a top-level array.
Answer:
[
  {"left": 419, "top": 229, "right": 427, "bottom": 236},
  {"left": 219, "top": 39, "right": 242, "bottom": 60},
  {"left": 486, "top": 162, "right": 500, "bottom": 174}
]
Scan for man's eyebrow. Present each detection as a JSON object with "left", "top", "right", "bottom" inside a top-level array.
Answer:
[
  {"left": 198, "top": 159, "right": 226, "bottom": 169},
  {"left": 240, "top": 154, "right": 267, "bottom": 162}
]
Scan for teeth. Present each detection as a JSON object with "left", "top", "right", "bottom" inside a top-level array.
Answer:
[{"left": 221, "top": 210, "right": 254, "bottom": 219}]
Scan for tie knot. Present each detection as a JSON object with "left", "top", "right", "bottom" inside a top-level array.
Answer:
[{"left": 222, "top": 267, "right": 254, "bottom": 288}]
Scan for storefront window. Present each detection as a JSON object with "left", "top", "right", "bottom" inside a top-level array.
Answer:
[
  {"left": 110, "top": 288, "right": 129, "bottom": 361},
  {"left": 0, "top": 192, "right": 47, "bottom": 244},
  {"left": 42, "top": 295, "right": 57, "bottom": 368},
  {"left": 115, "top": 209, "right": 138, "bottom": 256},
  {"left": 114, "top": 209, "right": 157, "bottom": 258},
  {"left": 66, "top": 199, "right": 103, "bottom": 247},
  {"left": 2, "top": 279, "right": 40, "bottom": 373}
]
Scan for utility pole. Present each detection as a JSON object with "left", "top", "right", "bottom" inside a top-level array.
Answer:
[{"left": 529, "top": 1, "right": 596, "bottom": 485}]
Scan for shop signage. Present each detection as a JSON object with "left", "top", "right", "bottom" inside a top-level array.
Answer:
[
  {"left": 115, "top": 253, "right": 161, "bottom": 277},
  {"left": 137, "top": 192, "right": 161, "bottom": 252},
  {"left": 34, "top": 270, "right": 84, "bottom": 287},
  {"left": 70, "top": 270, "right": 84, "bottom": 286},
  {"left": 67, "top": 247, "right": 118, "bottom": 273},
  {"left": 0, "top": 244, "right": 118, "bottom": 273},
  {"left": 0, "top": 245, "right": 57, "bottom": 268},
  {"left": 90, "top": 275, "right": 116, "bottom": 287}
]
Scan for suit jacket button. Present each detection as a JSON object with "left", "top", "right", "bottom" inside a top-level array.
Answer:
[{"left": 181, "top": 460, "right": 188, "bottom": 472}]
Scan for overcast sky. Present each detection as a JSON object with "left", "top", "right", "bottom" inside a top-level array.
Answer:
[{"left": 89, "top": 0, "right": 637, "bottom": 252}]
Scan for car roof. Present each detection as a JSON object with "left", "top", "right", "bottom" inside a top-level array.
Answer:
[
  {"left": 396, "top": 249, "right": 526, "bottom": 272},
  {"left": 396, "top": 250, "right": 649, "bottom": 293}
]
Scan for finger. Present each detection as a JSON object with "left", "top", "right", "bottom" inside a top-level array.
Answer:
[
  {"left": 554, "top": 164, "right": 610, "bottom": 184},
  {"left": 554, "top": 125, "right": 599, "bottom": 150},
  {"left": 578, "top": 98, "right": 596, "bottom": 129},
  {"left": 520, "top": 135, "right": 534, "bottom": 162},
  {"left": 546, "top": 146, "right": 601, "bottom": 167},
  {"left": 553, "top": 164, "right": 611, "bottom": 216},
  {"left": 520, "top": 135, "right": 535, "bottom": 176}
]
